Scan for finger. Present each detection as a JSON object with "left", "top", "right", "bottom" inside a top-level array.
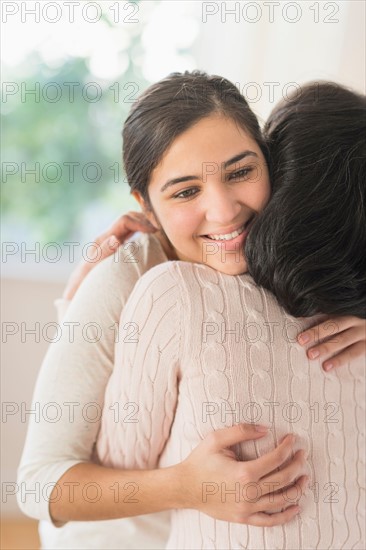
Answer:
[
  {"left": 98, "top": 217, "right": 155, "bottom": 245},
  {"left": 94, "top": 213, "right": 155, "bottom": 245},
  {"left": 124, "top": 210, "right": 150, "bottom": 222},
  {"left": 298, "top": 316, "right": 355, "bottom": 346},
  {"left": 90, "top": 234, "right": 136, "bottom": 264},
  {"left": 116, "top": 215, "right": 156, "bottom": 237},
  {"left": 205, "top": 424, "right": 269, "bottom": 452},
  {"left": 256, "top": 475, "right": 308, "bottom": 512},
  {"left": 98, "top": 235, "right": 121, "bottom": 259},
  {"left": 258, "top": 450, "right": 307, "bottom": 494},
  {"left": 244, "top": 434, "right": 295, "bottom": 479},
  {"left": 113, "top": 211, "right": 155, "bottom": 227},
  {"left": 122, "top": 212, "right": 155, "bottom": 228},
  {"left": 248, "top": 505, "right": 300, "bottom": 527},
  {"left": 323, "top": 341, "right": 366, "bottom": 371},
  {"left": 306, "top": 326, "right": 363, "bottom": 361}
]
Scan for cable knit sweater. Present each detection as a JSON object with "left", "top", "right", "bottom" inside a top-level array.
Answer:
[{"left": 97, "top": 261, "right": 365, "bottom": 550}]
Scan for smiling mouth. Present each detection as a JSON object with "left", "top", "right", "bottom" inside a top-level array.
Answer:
[{"left": 204, "top": 217, "right": 255, "bottom": 241}]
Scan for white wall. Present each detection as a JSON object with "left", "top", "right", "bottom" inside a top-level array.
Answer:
[{"left": 194, "top": 0, "right": 365, "bottom": 122}]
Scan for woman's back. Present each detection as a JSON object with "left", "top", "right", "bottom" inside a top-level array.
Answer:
[{"left": 97, "top": 261, "right": 365, "bottom": 549}]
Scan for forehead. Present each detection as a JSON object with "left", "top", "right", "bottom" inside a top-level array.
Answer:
[{"left": 151, "top": 115, "right": 259, "bottom": 178}]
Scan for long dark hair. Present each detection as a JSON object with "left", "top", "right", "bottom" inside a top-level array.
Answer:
[
  {"left": 246, "top": 82, "right": 366, "bottom": 318},
  {"left": 122, "top": 71, "right": 269, "bottom": 204}
]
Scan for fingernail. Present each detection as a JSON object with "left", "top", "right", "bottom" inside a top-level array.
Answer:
[
  {"left": 324, "top": 362, "right": 333, "bottom": 371},
  {"left": 308, "top": 349, "right": 320, "bottom": 359},
  {"left": 108, "top": 236, "right": 119, "bottom": 248},
  {"left": 298, "top": 333, "right": 310, "bottom": 345},
  {"left": 254, "top": 424, "right": 269, "bottom": 432}
]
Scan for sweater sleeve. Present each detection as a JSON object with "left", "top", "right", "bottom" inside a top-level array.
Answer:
[
  {"left": 54, "top": 298, "right": 71, "bottom": 322},
  {"left": 96, "top": 262, "right": 182, "bottom": 471},
  {"left": 16, "top": 236, "right": 167, "bottom": 524}
]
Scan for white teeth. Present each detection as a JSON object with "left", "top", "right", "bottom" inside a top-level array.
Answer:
[{"left": 207, "top": 225, "right": 245, "bottom": 241}]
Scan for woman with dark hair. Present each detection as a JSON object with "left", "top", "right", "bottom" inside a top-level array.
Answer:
[
  {"left": 96, "top": 81, "right": 365, "bottom": 548},
  {"left": 18, "top": 74, "right": 364, "bottom": 549},
  {"left": 246, "top": 82, "right": 366, "bottom": 320},
  {"left": 18, "top": 72, "right": 309, "bottom": 550}
]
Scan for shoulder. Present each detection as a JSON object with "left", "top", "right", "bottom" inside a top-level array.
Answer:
[
  {"left": 73, "top": 233, "right": 167, "bottom": 309},
  {"left": 120, "top": 261, "right": 203, "bottom": 323},
  {"left": 134, "top": 262, "right": 293, "bottom": 322},
  {"left": 127, "top": 260, "right": 285, "bottom": 316},
  {"left": 130, "top": 260, "right": 257, "bottom": 300},
  {"left": 138, "top": 262, "right": 259, "bottom": 304},
  {"left": 130, "top": 260, "right": 211, "bottom": 298}
]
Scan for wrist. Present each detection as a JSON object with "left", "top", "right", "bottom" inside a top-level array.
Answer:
[
  {"left": 168, "top": 459, "right": 202, "bottom": 511},
  {"left": 155, "top": 464, "right": 188, "bottom": 510}
]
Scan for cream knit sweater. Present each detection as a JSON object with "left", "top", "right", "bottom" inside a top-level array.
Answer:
[{"left": 97, "top": 261, "right": 365, "bottom": 550}]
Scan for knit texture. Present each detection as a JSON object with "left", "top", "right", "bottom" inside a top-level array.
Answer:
[{"left": 97, "top": 261, "right": 365, "bottom": 550}]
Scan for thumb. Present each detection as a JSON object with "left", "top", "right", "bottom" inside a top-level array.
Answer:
[{"left": 208, "top": 424, "right": 269, "bottom": 451}]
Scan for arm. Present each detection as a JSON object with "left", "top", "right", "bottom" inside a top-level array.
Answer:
[
  {"left": 18, "top": 251, "right": 169, "bottom": 521},
  {"left": 17, "top": 247, "right": 162, "bottom": 524},
  {"left": 62, "top": 211, "right": 156, "bottom": 301},
  {"left": 50, "top": 427, "right": 302, "bottom": 525}
]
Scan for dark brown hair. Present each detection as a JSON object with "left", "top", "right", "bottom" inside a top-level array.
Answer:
[
  {"left": 122, "top": 70, "right": 269, "bottom": 204},
  {"left": 246, "top": 82, "right": 366, "bottom": 318}
]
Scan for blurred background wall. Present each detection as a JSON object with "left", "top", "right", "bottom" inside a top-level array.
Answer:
[{"left": 1, "top": 0, "right": 365, "bottom": 524}]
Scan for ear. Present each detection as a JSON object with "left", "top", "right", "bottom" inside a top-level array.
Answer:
[{"left": 131, "top": 191, "right": 159, "bottom": 229}]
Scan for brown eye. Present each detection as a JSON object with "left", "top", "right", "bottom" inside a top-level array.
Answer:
[
  {"left": 228, "top": 167, "right": 253, "bottom": 181},
  {"left": 173, "top": 188, "right": 199, "bottom": 199}
]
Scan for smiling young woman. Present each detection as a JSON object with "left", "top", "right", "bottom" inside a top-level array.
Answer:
[{"left": 133, "top": 114, "right": 270, "bottom": 275}]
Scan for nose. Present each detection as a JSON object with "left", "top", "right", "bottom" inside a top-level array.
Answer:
[{"left": 204, "top": 182, "right": 242, "bottom": 225}]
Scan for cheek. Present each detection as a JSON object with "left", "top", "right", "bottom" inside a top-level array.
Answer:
[
  {"left": 238, "top": 183, "right": 270, "bottom": 211},
  {"left": 156, "top": 203, "right": 202, "bottom": 245}
]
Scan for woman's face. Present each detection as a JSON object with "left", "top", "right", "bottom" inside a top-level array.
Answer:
[{"left": 135, "top": 114, "right": 271, "bottom": 275}]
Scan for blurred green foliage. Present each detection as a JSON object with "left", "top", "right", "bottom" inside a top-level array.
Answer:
[{"left": 1, "top": 42, "right": 147, "bottom": 244}]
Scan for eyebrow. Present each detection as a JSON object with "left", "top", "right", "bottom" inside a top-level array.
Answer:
[{"left": 160, "top": 150, "right": 258, "bottom": 192}]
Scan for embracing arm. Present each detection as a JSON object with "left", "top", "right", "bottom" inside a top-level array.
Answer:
[
  {"left": 62, "top": 211, "right": 156, "bottom": 301},
  {"left": 51, "top": 425, "right": 277, "bottom": 523},
  {"left": 17, "top": 247, "right": 173, "bottom": 524},
  {"left": 95, "top": 263, "right": 308, "bottom": 527},
  {"left": 17, "top": 252, "right": 136, "bottom": 523},
  {"left": 19, "top": 341, "right": 293, "bottom": 526}
]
